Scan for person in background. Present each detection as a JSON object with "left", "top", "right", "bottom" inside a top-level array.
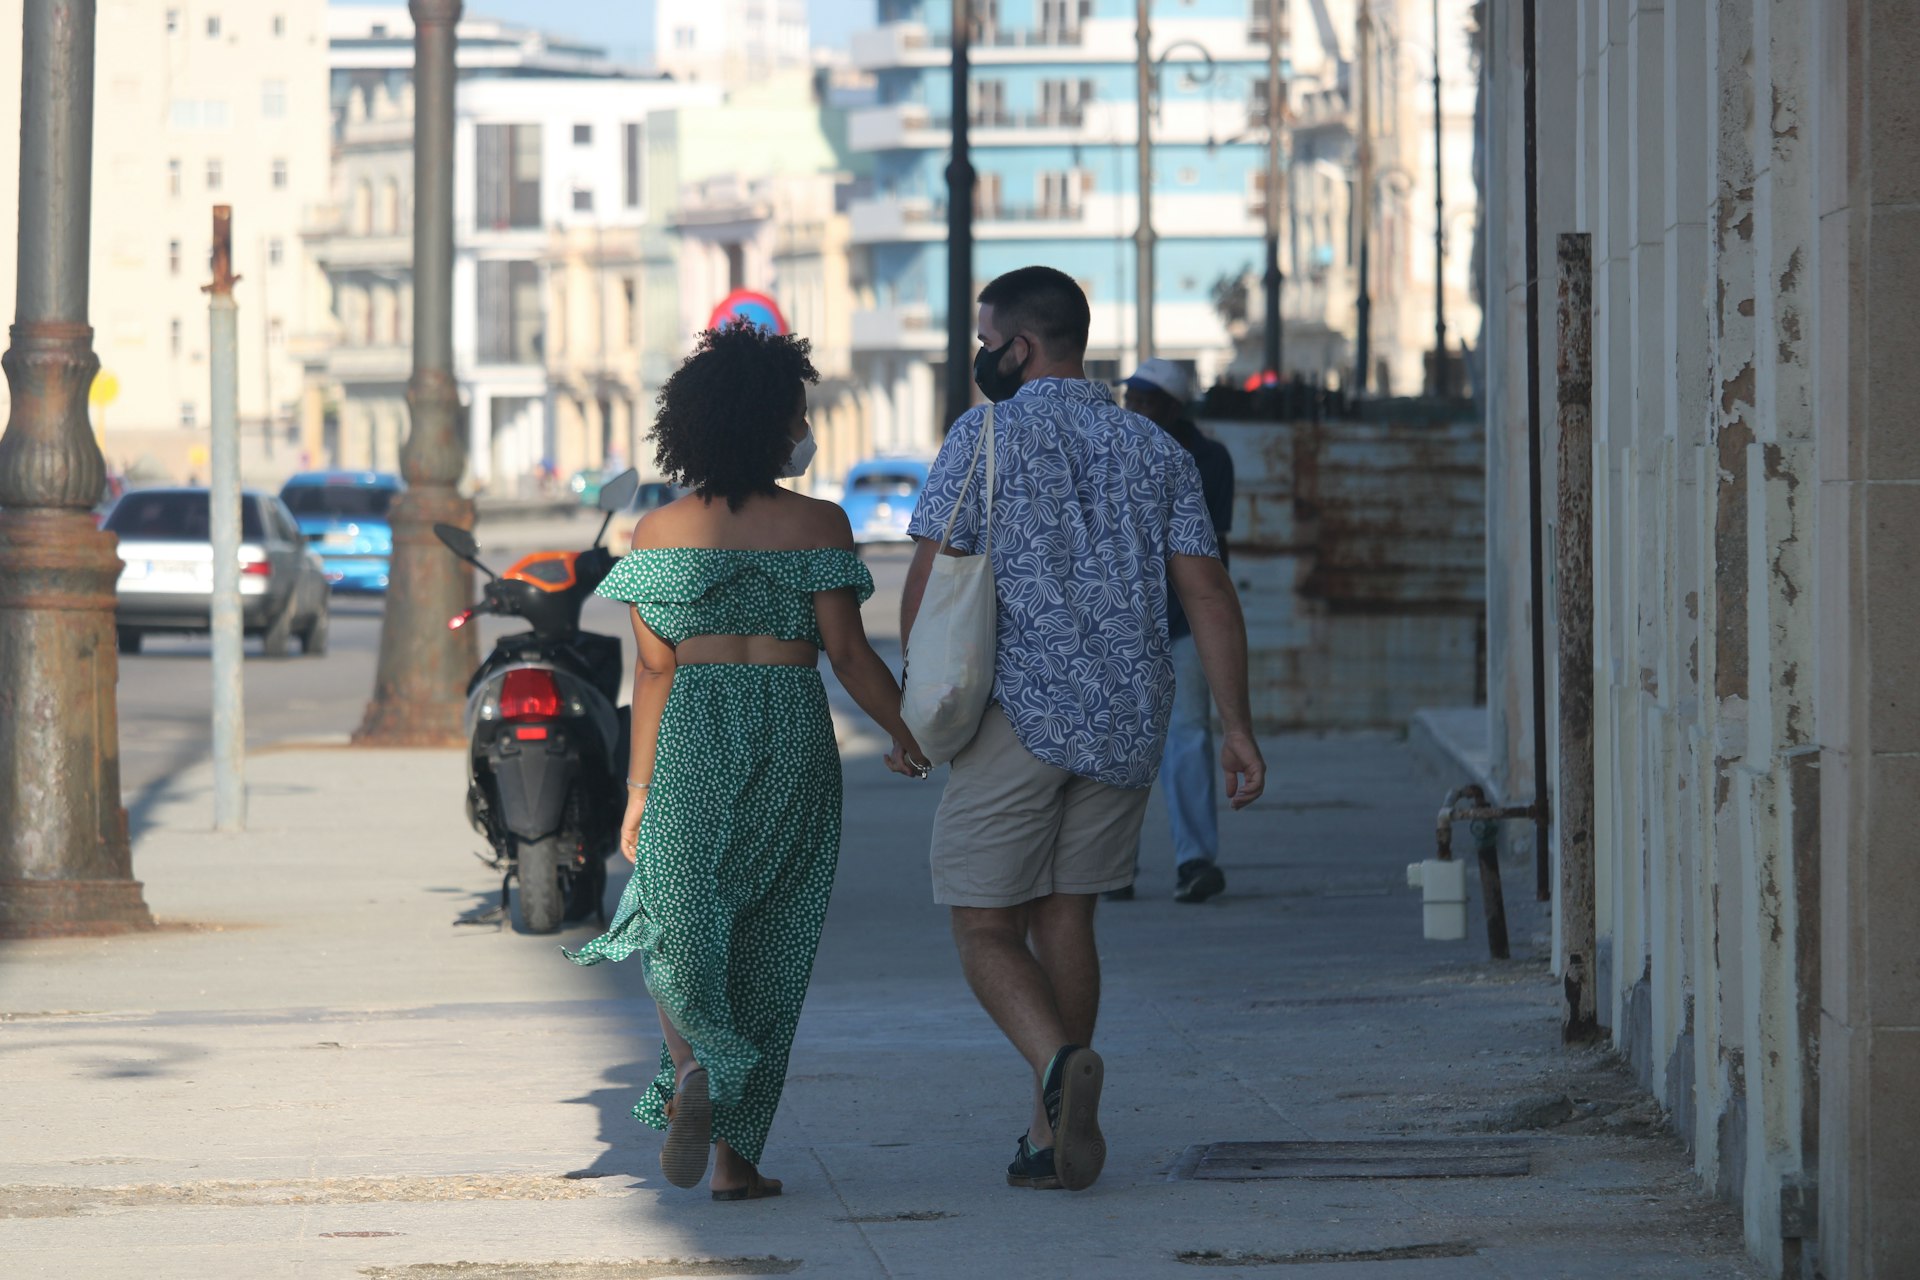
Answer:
[{"left": 1112, "top": 358, "right": 1237, "bottom": 904}]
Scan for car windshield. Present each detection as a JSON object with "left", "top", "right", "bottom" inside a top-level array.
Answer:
[
  {"left": 281, "top": 485, "right": 395, "bottom": 519},
  {"left": 105, "top": 492, "right": 265, "bottom": 541},
  {"left": 849, "top": 472, "right": 921, "bottom": 498}
]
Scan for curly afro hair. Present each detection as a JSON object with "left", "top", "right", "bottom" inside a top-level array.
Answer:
[{"left": 650, "top": 324, "right": 819, "bottom": 510}]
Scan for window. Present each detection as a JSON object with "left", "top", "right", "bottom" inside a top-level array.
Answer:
[
  {"left": 571, "top": 188, "right": 593, "bottom": 213},
  {"left": 169, "top": 99, "right": 232, "bottom": 131},
  {"left": 282, "top": 486, "right": 395, "bottom": 519},
  {"left": 166, "top": 9, "right": 179, "bottom": 34},
  {"left": 206, "top": 14, "right": 220, "bottom": 38},
  {"left": 272, "top": 13, "right": 286, "bottom": 36},
  {"left": 674, "top": 26, "right": 695, "bottom": 49},
  {"left": 974, "top": 171, "right": 1004, "bottom": 219},
  {"left": 272, "top": 158, "right": 288, "bottom": 190},
  {"left": 474, "top": 124, "right": 542, "bottom": 230},
  {"left": 269, "top": 318, "right": 284, "bottom": 346},
  {"left": 1037, "top": 170, "right": 1088, "bottom": 218},
  {"left": 622, "top": 278, "right": 637, "bottom": 344},
  {"left": 970, "top": 79, "right": 1008, "bottom": 127},
  {"left": 168, "top": 239, "right": 182, "bottom": 275},
  {"left": 262, "top": 80, "right": 287, "bottom": 118},
  {"left": 179, "top": 401, "right": 198, "bottom": 428},
  {"left": 724, "top": 243, "right": 745, "bottom": 292},
  {"left": 268, "top": 238, "right": 284, "bottom": 266},
  {"left": 167, "top": 158, "right": 182, "bottom": 196},
  {"left": 207, "top": 159, "right": 223, "bottom": 191},
  {"left": 170, "top": 318, "right": 182, "bottom": 355},
  {"left": 623, "top": 123, "right": 644, "bottom": 208},
  {"left": 1037, "top": 79, "right": 1092, "bottom": 126},
  {"left": 572, "top": 123, "right": 593, "bottom": 146},
  {"left": 106, "top": 490, "right": 266, "bottom": 540},
  {"left": 1250, "top": 0, "right": 1283, "bottom": 43},
  {"left": 476, "top": 260, "right": 543, "bottom": 363}
]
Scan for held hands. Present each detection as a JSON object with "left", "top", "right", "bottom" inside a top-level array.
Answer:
[
  {"left": 1221, "top": 731, "right": 1267, "bottom": 810},
  {"left": 886, "top": 736, "right": 933, "bottom": 780}
]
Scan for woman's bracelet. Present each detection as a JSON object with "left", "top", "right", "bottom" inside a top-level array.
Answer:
[{"left": 626, "top": 779, "right": 650, "bottom": 792}]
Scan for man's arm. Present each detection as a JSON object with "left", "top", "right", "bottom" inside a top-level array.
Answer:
[{"left": 1169, "top": 553, "right": 1266, "bottom": 808}]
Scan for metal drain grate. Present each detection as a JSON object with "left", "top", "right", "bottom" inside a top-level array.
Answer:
[{"left": 1170, "top": 1138, "right": 1532, "bottom": 1181}]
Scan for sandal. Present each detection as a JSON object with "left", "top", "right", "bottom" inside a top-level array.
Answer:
[
  {"left": 660, "top": 1067, "right": 713, "bottom": 1189},
  {"left": 711, "top": 1170, "right": 783, "bottom": 1202}
]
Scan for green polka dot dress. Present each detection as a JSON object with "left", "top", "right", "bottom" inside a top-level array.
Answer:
[{"left": 565, "top": 547, "right": 875, "bottom": 1166}]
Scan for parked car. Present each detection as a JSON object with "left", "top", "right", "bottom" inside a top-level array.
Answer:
[
  {"left": 567, "top": 468, "right": 607, "bottom": 507},
  {"left": 91, "top": 473, "right": 126, "bottom": 528},
  {"left": 279, "top": 470, "right": 403, "bottom": 592},
  {"left": 838, "top": 458, "right": 932, "bottom": 549},
  {"left": 106, "top": 488, "right": 330, "bottom": 657},
  {"left": 628, "top": 481, "right": 684, "bottom": 513}
]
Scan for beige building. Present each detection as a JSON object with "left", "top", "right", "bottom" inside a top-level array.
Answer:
[
  {"left": 1261, "top": 0, "right": 1480, "bottom": 395},
  {"left": 544, "top": 222, "right": 646, "bottom": 482},
  {"left": 0, "top": 0, "right": 331, "bottom": 482},
  {"left": 1478, "top": 1, "right": 1917, "bottom": 1274}
]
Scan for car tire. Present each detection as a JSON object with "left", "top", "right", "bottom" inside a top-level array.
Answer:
[
  {"left": 261, "top": 593, "right": 296, "bottom": 659},
  {"left": 116, "top": 627, "right": 142, "bottom": 656},
  {"left": 298, "top": 601, "right": 330, "bottom": 657}
]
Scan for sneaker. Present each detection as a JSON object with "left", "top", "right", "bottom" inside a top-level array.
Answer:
[
  {"left": 1041, "top": 1045, "right": 1107, "bottom": 1191},
  {"left": 1006, "top": 1133, "right": 1062, "bottom": 1190},
  {"left": 1103, "top": 884, "right": 1135, "bottom": 902},
  {"left": 1174, "top": 862, "right": 1226, "bottom": 904}
]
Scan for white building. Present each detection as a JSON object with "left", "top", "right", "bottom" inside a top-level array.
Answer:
[
  {"left": 652, "top": 0, "right": 812, "bottom": 88},
  {"left": 0, "top": 0, "right": 331, "bottom": 481}
]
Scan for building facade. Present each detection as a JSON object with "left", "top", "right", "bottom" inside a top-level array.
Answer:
[
  {"left": 0, "top": 0, "right": 331, "bottom": 481},
  {"left": 1479, "top": 1, "right": 1918, "bottom": 1274},
  {"left": 652, "top": 0, "right": 813, "bottom": 88},
  {"left": 308, "top": 13, "right": 719, "bottom": 491}
]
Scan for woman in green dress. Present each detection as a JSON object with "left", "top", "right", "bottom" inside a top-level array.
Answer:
[{"left": 567, "top": 324, "right": 928, "bottom": 1201}]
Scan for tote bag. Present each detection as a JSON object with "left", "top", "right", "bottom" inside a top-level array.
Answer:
[{"left": 901, "top": 403, "right": 996, "bottom": 765}]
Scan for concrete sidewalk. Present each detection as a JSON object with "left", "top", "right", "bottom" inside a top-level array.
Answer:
[{"left": 1, "top": 726, "right": 1759, "bottom": 1278}]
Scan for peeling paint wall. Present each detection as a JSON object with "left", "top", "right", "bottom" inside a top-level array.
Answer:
[{"left": 1478, "top": 0, "right": 1919, "bottom": 1275}]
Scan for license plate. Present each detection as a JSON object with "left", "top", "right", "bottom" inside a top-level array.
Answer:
[{"left": 151, "top": 559, "right": 201, "bottom": 577}]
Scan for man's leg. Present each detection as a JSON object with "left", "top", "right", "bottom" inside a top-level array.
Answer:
[
  {"left": 1164, "top": 634, "right": 1225, "bottom": 900},
  {"left": 1025, "top": 891, "right": 1100, "bottom": 1143}
]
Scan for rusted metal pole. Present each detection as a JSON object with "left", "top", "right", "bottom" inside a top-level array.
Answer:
[
  {"left": 356, "top": 0, "right": 475, "bottom": 747},
  {"left": 1262, "top": 0, "right": 1285, "bottom": 380},
  {"left": 0, "top": 0, "right": 153, "bottom": 936},
  {"left": 1555, "top": 232, "right": 1598, "bottom": 1042},
  {"left": 1353, "top": 2, "right": 1372, "bottom": 392},
  {"left": 206, "top": 207, "right": 245, "bottom": 831}
]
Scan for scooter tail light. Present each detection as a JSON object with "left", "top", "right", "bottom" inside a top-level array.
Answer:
[{"left": 498, "top": 668, "right": 561, "bottom": 721}]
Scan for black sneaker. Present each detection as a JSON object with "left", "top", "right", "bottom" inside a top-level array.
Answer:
[
  {"left": 1103, "top": 884, "right": 1135, "bottom": 902},
  {"left": 1006, "top": 1133, "right": 1062, "bottom": 1190},
  {"left": 1041, "top": 1045, "right": 1107, "bottom": 1191},
  {"left": 1174, "top": 862, "right": 1226, "bottom": 904}
]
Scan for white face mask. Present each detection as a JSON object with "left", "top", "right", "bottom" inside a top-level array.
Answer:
[{"left": 780, "top": 428, "right": 817, "bottom": 479}]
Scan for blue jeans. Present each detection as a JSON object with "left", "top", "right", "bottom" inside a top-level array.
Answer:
[{"left": 1160, "top": 634, "right": 1219, "bottom": 869}]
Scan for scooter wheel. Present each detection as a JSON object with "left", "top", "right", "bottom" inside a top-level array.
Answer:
[{"left": 512, "top": 835, "right": 566, "bottom": 935}]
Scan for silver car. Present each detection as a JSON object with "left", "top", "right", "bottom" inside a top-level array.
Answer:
[{"left": 106, "top": 488, "right": 331, "bottom": 658}]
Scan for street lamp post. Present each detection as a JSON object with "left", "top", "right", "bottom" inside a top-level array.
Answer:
[
  {"left": 944, "top": 0, "right": 975, "bottom": 433},
  {"left": 1134, "top": 0, "right": 1155, "bottom": 364},
  {"left": 1353, "top": 2, "right": 1373, "bottom": 394},
  {"left": 1263, "top": 0, "right": 1286, "bottom": 383},
  {"left": 1431, "top": 0, "right": 1447, "bottom": 395},
  {"left": 356, "top": 0, "right": 476, "bottom": 746},
  {"left": 0, "top": 0, "right": 154, "bottom": 936}
]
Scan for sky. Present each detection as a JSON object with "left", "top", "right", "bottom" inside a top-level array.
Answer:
[{"left": 331, "top": 1, "right": 866, "bottom": 67}]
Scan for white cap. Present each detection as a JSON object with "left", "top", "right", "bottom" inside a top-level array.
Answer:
[{"left": 1122, "top": 357, "right": 1193, "bottom": 404}]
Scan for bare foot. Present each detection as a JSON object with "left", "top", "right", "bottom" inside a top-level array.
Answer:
[{"left": 709, "top": 1137, "right": 781, "bottom": 1196}]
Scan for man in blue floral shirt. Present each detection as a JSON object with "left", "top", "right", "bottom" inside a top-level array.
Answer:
[{"left": 902, "top": 266, "right": 1266, "bottom": 1193}]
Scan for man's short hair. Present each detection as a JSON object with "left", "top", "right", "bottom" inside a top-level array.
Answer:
[{"left": 978, "top": 266, "right": 1091, "bottom": 361}]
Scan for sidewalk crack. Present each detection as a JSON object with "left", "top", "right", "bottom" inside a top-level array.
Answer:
[{"left": 805, "top": 1147, "right": 895, "bottom": 1279}]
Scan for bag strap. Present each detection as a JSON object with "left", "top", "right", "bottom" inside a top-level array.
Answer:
[{"left": 941, "top": 402, "right": 994, "bottom": 555}]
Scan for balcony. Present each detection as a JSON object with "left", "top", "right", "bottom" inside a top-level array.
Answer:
[
  {"left": 851, "top": 21, "right": 1086, "bottom": 71},
  {"left": 852, "top": 304, "right": 945, "bottom": 353},
  {"left": 310, "top": 232, "right": 413, "bottom": 272},
  {"left": 325, "top": 343, "right": 411, "bottom": 384}
]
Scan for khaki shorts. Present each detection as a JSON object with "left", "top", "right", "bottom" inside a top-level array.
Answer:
[{"left": 929, "top": 703, "right": 1152, "bottom": 908}]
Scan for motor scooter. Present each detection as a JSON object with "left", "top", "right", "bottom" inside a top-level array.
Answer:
[{"left": 433, "top": 470, "right": 638, "bottom": 933}]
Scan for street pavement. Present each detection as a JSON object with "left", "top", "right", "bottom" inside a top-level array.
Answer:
[{"left": 7, "top": 536, "right": 1762, "bottom": 1278}]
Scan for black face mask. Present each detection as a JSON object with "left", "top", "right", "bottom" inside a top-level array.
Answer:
[{"left": 972, "top": 337, "right": 1026, "bottom": 404}]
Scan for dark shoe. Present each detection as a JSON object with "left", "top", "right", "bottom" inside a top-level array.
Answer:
[
  {"left": 1041, "top": 1045, "right": 1107, "bottom": 1191},
  {"left": 1103, "top": 884, "right": 1135, "bottom": 902},
  {"left": 1174, "top": 861, "right": 1226, "bottom": 904},
  {"left": 660, "top": 1067, "right": 713, "bottom": 1189},
  {"left": 711, "top": 1170, "right": 782, "bottom": 1201},
  {"left": 1006, "top": 1133, "right": 1062, "bottom": 1190}
]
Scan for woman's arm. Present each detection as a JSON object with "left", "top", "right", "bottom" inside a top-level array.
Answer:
[
  {"left": 817, "top": 586, "right": 924, "bottom": 769},
  {"left": 620, "top": 606, "right": 677, "bottom": 862}
]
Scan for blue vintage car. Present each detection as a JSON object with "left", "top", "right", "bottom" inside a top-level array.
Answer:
[
  {"left": 838, "top": 457, "right": 932, "bottom": 549},
  {"left": 279, "top": 470, "right": 404, "bottom": 592}
]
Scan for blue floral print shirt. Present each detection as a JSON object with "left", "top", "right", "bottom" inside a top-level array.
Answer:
[{"left": 907, "top": 377, "right": 1220, "bottom": 789}]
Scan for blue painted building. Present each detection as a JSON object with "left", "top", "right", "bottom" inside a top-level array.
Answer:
[{"left": 847, "top": 0, "right": 1279, "bottom": 454}]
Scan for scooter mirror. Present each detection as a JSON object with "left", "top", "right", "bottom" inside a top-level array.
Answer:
[
  {"left": 597, "top": 469, "right": 640, "bottom": 514},
  {"left": 433, "top": 522, "right": 480, "bottom": 561}
]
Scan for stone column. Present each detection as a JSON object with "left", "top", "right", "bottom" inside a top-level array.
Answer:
[
  {"left": 0, "top": 0, "right": 153, "bottom": 937},
  {"left": 356, "top": 0, "right": 475, "bottom": 746}
]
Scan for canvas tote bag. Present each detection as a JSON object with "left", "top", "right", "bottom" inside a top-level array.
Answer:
[{"left": 900, "top": 403, "right": 997, "bottom": 764}]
